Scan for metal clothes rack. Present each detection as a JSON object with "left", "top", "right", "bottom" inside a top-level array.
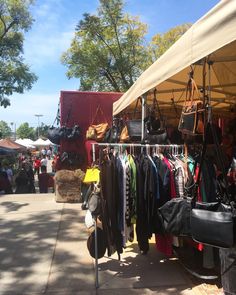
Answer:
[
  {"left": 91, "top": 142, "right": 184, "bottom": 288},
  {"left": 92, "top": 143, "right": 184, "bottom": 163}
]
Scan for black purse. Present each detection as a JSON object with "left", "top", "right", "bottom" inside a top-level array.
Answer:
[
  {"left": 144, "top": 90, "right": 168, "bottom": 144},
  {"left": 190, "top": 122, "right": 236, "bottom": 248},
  {"left": 158, "top": 197, "right": 192, "bottom": 236},
  {"left": 126, "top": 98, "right": 142, "bottom": 142},
  {"left": 158, "top": 122, "right": 236, "bottom": 244},
  {"left": 48, "top": 126, "right": 61, "bottom": 145}
]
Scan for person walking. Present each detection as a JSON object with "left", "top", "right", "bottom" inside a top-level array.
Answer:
[
  {"left": 33, "top": 157, "right": 41, "bottom": 177},
  {"left": 38, "top": 165, "right": 51, "bottom": 193},
  {"left": 40, "top": 155, "right": 48, "bottom": 173}
]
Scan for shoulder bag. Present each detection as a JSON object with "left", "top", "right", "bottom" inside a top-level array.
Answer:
[
  {"left": 86, "top": 105, "right": 109, "bottom": 141},
  {"left": 144, "top": 89, "right": 168, "bottom": 144},
  {"left": 178, "top": 78, "right": 205, "bottom": 136},
  {"left": 126, "top": 97, "right": 142, "bottom": 142},
  {"left": 190, "top": 122, "right": 236, "bottom": 248}
]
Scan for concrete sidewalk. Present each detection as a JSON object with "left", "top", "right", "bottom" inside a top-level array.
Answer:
[{"left": 0, "top": 193, "right": 221, "bottom": 295}]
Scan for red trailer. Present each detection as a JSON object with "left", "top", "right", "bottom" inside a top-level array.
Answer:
[{"left": 59, "top": 91, "right": 122, "bottom": 170}]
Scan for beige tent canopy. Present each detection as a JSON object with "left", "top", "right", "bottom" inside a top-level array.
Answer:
[{"left": 113, "top": 0, "right": 236, "bottom": 120}]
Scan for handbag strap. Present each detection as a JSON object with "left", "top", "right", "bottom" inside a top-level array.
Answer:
[
  {"left": 193, "top": 122, "right": 229, "bottom": 203},
  {"left": 185, "top": 78, "right": 201, "bottom": 104},
  {"left": 153, "top": 89, "right": 164, "bottom": 122},
  {"left": 133, "top": 97, "right": 142, "bottom": 119},
  {"left": 91, "top": 105, "right": 108, "bottom": 124}
]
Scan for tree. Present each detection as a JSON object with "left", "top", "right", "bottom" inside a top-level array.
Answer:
[
  {"left": 16, "top": 122, "right": 35, "bottom": 140},
  {"left": 0, "top": 120, "right": 11, "bottom": 138},
  {"left": 61, "top": 0, "right": 149, "bottom": 92},
  {"left": 0, "top": 0, "right": 37, "bottom": 107},
  {"left": 36, "top": 123, "right": 50, "bottom": 139},
  {"left": 148, "top": 24, "right": 191, "bottom": 63}
]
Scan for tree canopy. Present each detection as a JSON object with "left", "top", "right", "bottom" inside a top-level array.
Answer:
[
  {"left": 0, "top": 0, "right": 37, "bottom": 107},
  {"left": 148, "top": 24, "right": 191, "bottom": 63},
  {"left": 0, "top": 120, "right": 11, "bottom": 138},
  {"left": 16, "top": 122, "right": 35, "bottom": 140},
  {"left": 61, "top": 0, "right": 149, "bottom": 92},
  {"left": 62, "top": 0, "right": 190, "bottom": 93}
]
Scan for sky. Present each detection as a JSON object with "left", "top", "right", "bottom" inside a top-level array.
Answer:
[{"left": 1, "top": 0, "right": 219, "bottom": 130}]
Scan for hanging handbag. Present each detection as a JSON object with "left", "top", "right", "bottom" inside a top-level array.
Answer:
[
  {"left": 86, "top": 126, "right": 97, "bottom": 140},
  {"left": 144, "top": 89, "right": 168, "bottom": 144},
  {"left": 190, "top": 122, "right": 236, "bottom": 248},
  {"left": 120, "top": 125, "right": 130, "bottom": 143},
  {"left": 158, "top": 197, "right": 192, "bottom": 236},
  {"left": 126, "top": 97, "right": 142, "bottom": 142},
  {"left": 86, "top": 105, "right": 109, "bottom": 141},
  {"left": 178, "top": 78, "right": 205, "bottom": 136},
  {"left": 83, "top": 167, "right": 100, "bottom": 183},
  {"left": 48, "top": 126, "right": 61, "bottom": 145},
  {"left": 88, "top": 191, "right": 102, "bottom": 217},
  {"left": 103, "top": 118, "right": 121, "bottom": 143}
]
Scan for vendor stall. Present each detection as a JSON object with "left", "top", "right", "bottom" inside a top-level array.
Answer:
[{"left": 89, "top": 1, "right": 236, "bottom": 292}]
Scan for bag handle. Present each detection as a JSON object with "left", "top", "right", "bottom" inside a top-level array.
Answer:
[
  {"left": 153, "top": 89, "right": 164, "bottom": 122},
  {"left": 133, "top": 97, "right": 142, "bottom": 119},
  {"left": 185, "top": 78, "right": 201, "bottom": 104},
  {"left": 91, "top": 105, "right": 108, "bottom": 124}
]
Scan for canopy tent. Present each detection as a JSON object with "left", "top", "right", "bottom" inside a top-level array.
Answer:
[
  {"left": 0, "top": 146, "right": 17, "bottom": 156},
  {"left": 33, "top": 138, "right": 53, "bottom": 147},
  {"left": 0, "top": 138, "right": 26, "bottom": 151},
  {"left": 44, "top": 139, "right": 54, "bottom": 146},
  {"left": 15, "top": 138, "right": 36, "bottom": 149},
  {"left": 113, "top": 0, "right": 236, "bottom": 120}
]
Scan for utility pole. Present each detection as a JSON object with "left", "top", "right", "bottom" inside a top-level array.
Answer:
[{"left": 34, "top": 114, "right": 43, "bottom": 138}]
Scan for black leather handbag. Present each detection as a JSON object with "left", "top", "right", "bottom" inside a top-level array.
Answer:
[
  {"left": 158, "top": 197, "right": 192, "bottom": 236},
  {"left": 144, "top": 90, "right": 168, "bottom": 144},
  {"left": 191, "top": 203, "right": 235, "bottom": 248},
  {"left": 190, "top": 122, "right": 236, "bottom": 248},
  {"left": 48, "top": 126, "right": 61, "bottom": 145},
  {"left": 126, "top": 97, "right": 142, "bottom": 142}
]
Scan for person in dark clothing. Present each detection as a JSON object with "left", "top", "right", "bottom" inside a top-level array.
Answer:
[
  {"left": 0, "top": 171, "right": 13, "bottom": 194},
  {"left": 38, "top": 165, "right": 50, "bottom": 193},
  {"left": 23, "top": 162, "right": 36, "bottom": 193},
  {"left": 15, "top": 168, "right": 30, "bottom": 194}
]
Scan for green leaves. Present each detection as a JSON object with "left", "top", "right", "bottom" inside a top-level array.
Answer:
[
  {"left": 0, "top": 120, "right": 11, "bottom": 138},
  {"left": 16, "top": 122, "right": 35, "bottom": 140},
  {"left": 62, "top": 1, "right": 190, "bottom": 93},
  {"left": 0, "top": 0, "right": 37, "bottom": 108},
  {"left": 148, "top": 24, "right": 191, "bottom": 63},
  {"left": 62, "top": 0, "right": 148, "bottom": 92}
]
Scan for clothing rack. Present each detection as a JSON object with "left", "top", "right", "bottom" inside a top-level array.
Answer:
[
  {"left": 92, "top": 143, "right": 184, "bottom": 163},
  {"left": 90, "top": 142, "right": 184, "bottom": 288}
]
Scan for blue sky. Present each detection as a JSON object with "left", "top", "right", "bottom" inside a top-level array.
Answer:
[{"left": 1, "top": 0, "right": 219, "bottom": 129}]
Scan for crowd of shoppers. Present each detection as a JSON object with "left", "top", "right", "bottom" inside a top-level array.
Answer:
[{"left": 0, "top": 146, "right": 57, "bottom": 194}]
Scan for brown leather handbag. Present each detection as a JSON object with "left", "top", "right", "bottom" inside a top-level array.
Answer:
[
  {"left": 120, "top": 125, "right": 130, "bottom": 143},
  {"left": 178, "top": 78, "right": 205, "bottom": 136},
  {"left": 86, "top": 106, "right": 109, "bottom": 141}
]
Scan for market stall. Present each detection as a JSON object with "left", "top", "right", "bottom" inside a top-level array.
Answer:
[
  {"left": 88, "top": 1, "right": 236, "bottom": 292},
  {"left": 113, "top": 0, "right": 236, "bottom": 122}
]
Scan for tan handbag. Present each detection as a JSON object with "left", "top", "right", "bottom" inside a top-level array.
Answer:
[
  {"left": 91, "top": 123, "right": 109, "bottom": 141},
  {"left": 120, "top": 125, "right": 130, "bottom": 143},
  {"left": 86, "top": 106, "right": 109, "bottom": 141},
  {"left": 86, "top": 126, "right": 97, "bottom": 140}
]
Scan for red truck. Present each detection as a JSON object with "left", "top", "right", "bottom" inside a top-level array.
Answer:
[{"left": 58, "top": 90, "right": 122, "bottom": 170}]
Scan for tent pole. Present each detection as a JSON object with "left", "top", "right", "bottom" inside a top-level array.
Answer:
[{"left": 141, "top": 94, "right": 147, "bottom": 141}]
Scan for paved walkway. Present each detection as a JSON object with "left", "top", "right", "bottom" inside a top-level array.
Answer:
[{"left": 0, "top": 193, "right": 222, "bottom": 295}]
